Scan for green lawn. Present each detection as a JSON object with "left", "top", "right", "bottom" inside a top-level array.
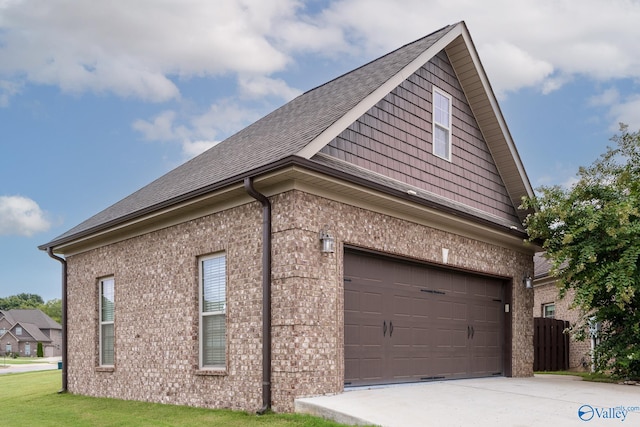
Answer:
[
  {"left": 535, "top": 370, "right": 617, "bottom": 383},
  {"left": 0, "top": 371, "right": 348, "bottom": 427}
]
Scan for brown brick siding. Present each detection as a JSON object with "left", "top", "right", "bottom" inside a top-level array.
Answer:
[
  {"left": 65, "top": 189, "right": 533, "bottom": 413},
  {"left": 533, "top": 283, "right": 591, "bottom": 370}
]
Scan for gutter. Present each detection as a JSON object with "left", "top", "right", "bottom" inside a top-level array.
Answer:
[
  {"left": 243, "top": 177, "right": 272, "bottom": 414},
  {"left": 46, "top": 248, "right": 68, "bottom": 393},
  {"left": 39, "top": 155, "right": 528, "bottom": 252}
]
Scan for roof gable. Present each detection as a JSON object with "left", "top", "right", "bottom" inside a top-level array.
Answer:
[
  {"left": 5, "top": 309, "right": 61, "bottom": 330},
  {"left": 318, "top": 50, "right": 520, "bottom": 225},
  {"left": 12, "top": 321, "right": 52, "bottom": 342},
  {"left": 42, "top": 21, "right": 533, "bottom": 250}
]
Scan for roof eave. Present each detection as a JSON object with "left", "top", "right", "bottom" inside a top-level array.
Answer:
[{"left": 42, "top": 155, "right": 529, "bottom": 253}]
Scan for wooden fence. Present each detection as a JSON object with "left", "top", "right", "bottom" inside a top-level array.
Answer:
[{"left": 533, "top": 317, "right": 570, "bottom": 371}]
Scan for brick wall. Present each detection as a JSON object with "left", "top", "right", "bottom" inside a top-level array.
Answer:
[{"left": 65, "top": 189, "right": 534, "bottom": 413}]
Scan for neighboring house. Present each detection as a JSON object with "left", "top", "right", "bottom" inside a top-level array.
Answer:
[
  {"left": 533, "top": 253, "right": 591, "bottom": 370},
  {"left": 40, "top": 21, "right": 537, "bottom": 413},
  {"left": 0, "top": 309, "right": 62, "bottom": 357}
]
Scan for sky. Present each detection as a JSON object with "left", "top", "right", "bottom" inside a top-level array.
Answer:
[{"left": 2, "top": 0, "right": 640, "bottom": 302}]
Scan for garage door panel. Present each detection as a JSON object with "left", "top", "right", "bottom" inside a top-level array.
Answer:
[
  {"left": 411, "top": 297, "right": 431, "bottom": 319},
  {"left": 344, "top": 251, "right": 505, "bottom": 386}
]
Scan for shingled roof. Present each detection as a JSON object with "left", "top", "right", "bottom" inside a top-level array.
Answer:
[
  {"left": 2, "top": 309, "right": 61, "bottom": 330},
  {"left": 41, "top": 21, "right": 533, "bottom": 251}
]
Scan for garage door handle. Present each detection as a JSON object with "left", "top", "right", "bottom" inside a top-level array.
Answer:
[
  {"left": 389, "top": 321, "right": 394, "bottom": 337},
  {"left": 383, "top": 321, "right": 387, "bottom": 337},
  {"left": 467, "top": 325, "right": 471, "bottom": 339}
]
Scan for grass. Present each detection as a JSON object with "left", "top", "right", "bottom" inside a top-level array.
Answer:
[
  {"left": 0, "top": 371, "right": 349, "bottom": 427},
  {"left": 535, "top": 370, "right": 618, "bottom": 383}
]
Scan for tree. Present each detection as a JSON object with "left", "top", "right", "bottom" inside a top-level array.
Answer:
[
  {"left": 0, "top": 294, "right": 61, "bottom": 324},
  {"left": 38, "top": 299, "right": 62, "bottom": 324},
  {"left": 522, "top": 125, "right": 640, "bottom": 380},
  {"left": 0, "top": 293, "right": 44, "bottom": 310}
]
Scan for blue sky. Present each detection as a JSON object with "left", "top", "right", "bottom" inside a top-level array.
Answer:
[{"left": 2, "top": 0, "right": 640, "bottom": 302}]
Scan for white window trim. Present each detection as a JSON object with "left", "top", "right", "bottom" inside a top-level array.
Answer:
[
  {"left": 432, "top": 87, "right": 453, "bottom": 162},
  {"left": 542, "top": 303, "right": 556, "bottom": 319},
  {"left": 199, "top": 252, "right": 227, "bottom": 370},
  {"left": 99, "top": 277, "right": 115, "bottom": 367}
]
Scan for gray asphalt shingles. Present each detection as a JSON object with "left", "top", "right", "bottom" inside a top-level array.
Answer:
[{"left": 43, "top": 25, "right": 456, "bottom": 247}]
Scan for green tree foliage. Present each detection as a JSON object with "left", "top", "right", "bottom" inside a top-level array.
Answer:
[
  {"left": 0, "top": 294, "right": 61, "bottom": 324},
  {"left": 0, "top": 293, "right": 44, "bottom": 310},
  {"left": 38, "top": 299, "right": 62, "bottom": 324},
  {"left": 37, "top": 342, "right": 44, "bottom": 358},
  {"left": 522, "top": 125, "right": 640, "bottom": 379}
]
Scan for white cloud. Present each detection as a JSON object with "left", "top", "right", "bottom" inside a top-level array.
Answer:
[
  {"left": 608, "top": 95, "right": 640, "bottom": 132},
  {"left": 320, "top": 0, "right": 640, "bottom": 96},
  {"left": 0, "top": 195, "right": 51, "bottom": 236},
  {"left": 238, "top": 75, "right": 302, "bottom": 100},
  {"left": 182, "top": 140, "right": 219, "bottom": 158},
  {"left": 132, "top": 100, "right": 261, "bottom": 158},
  {"left": 3, "top": 0, "right": 640, "bottom": 106},
  {"left": 479, "top": 42, "right": 554, "bottom": 98},
  {"left": 0, "top": 0, "right": 300, "bottom": 103},
  {"left": 589, "top": 88, "right": 620, "bottom": 107}
]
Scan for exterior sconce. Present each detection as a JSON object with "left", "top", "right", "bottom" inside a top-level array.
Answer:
[
  {"left": 523, "top": 273, "right": 533, "bottom": 289},
  {"left": 319, "top": 226, "right": 335, "bottom": 253}
]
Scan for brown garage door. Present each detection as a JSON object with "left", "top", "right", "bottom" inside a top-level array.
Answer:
[{"left": 344, "top": 250, "right": 506, "bottom": 386}]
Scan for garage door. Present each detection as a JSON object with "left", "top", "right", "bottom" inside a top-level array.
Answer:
[{"left": 344, "top": 250, "right": 506, "bottom": 386}]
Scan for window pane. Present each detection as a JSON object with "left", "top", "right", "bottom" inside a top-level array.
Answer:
[
  {"left": 202, "top": 314, "right": 225, "bottom": 366},
  {"left": 101, "top": 323, "right": 114, "bottom": 365},
  {"left": 202, "top": 256, "right": 226, "bottom": 313},
  {"left": 434, "top": 125, "right": 449, "bottom": 158},
  {"left": 434, "top": 92, "right": 450, "bottom": 127},
  {"left": 101, "top": 279, "right": 115, "bottom": 322}
]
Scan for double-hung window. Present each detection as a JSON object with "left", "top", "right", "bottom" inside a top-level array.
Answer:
[
  {"left": 432, "top": 87, "right": 452, "bottom": 161},
  {"left": 99, "top": 277, "right": 115, "bottom": 366},
  {"left": 199, "top": 253, "right": 226, "bottom": 369},
  {"left": 542, "top": 303, "right": 556, "bottom": 319}
]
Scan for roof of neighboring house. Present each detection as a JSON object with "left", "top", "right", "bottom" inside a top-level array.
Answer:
[
  {"left": 2, "top": 309, "right": 61, "bottom": 330},
  {"left": 534, "top": 252, "right": 552, "bottom": 279},
  {"left": 12, "top": 321, "right": 52, "bottom": 343},
  {"left": 0, "top": 330, "right": 18, "bottom": 342},
  {"left": 0, "top": 310, "right": 15, "bottom": 325},
  {"left": 40, "top": 21, "right": 534, "bottom": 251}
]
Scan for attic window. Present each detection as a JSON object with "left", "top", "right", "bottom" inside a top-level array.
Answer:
[{"left": 432, "top": 87, "right": 452, "bottom": 161}]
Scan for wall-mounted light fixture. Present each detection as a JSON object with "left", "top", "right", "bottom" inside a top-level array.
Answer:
[
  {"left": 523, "top": 273, "right": 533, "bottom": 289},
  {"left": 319, "top": 226, "right": 335, "bottom": 253}
]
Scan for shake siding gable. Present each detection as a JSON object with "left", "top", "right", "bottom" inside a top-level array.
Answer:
[{"left": 320, "top": 51, "right": 517, "bottom": 222}]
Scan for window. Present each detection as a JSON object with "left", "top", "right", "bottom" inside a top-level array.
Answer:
[
  {"left": 15, "top": 326, "right": 22, "bottom": 335},
  {"left": 5, "top": 343, "right": 11, "bottom": 353},
  {"left": 543, "top": 303, "right": 556, "bottom": 319},
  {"left": 199, "top": 253, "right": 226, "bottom": 369},
  {"left": 99, "top": 277, "right": 115, "bottom": 366},
  {"left": 432, "top": 87, "right": 452, "bottom": 161},
  {"left": 25, "top": 343, "right": 31, "bottom": 356}
]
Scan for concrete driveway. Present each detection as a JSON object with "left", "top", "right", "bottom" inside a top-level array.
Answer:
[
  {"left": 296, "top": 375, "right": 640, "bottom": 426},
  {"left": 0, "top": 357, "right": 61, "bottom": 375}
]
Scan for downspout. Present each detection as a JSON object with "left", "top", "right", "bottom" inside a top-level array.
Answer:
[
  {"left": 243, "top": 177, "right": 272, "bottom": 414},
  {"left": 46, "top": 247, "right": 67, "bottom": 393}
]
